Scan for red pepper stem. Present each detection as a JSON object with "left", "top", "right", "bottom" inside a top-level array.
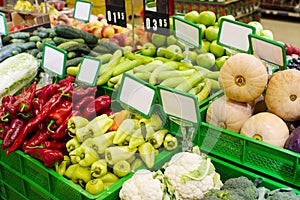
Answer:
[
  {"left": 19, "top": 103, "right": 28, "bottom": 112},
  {"left": 47, "top": 120, "right": 56, "bottom": 133}
]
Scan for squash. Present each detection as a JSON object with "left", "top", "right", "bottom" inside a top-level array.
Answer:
[
  {"left": 265, "top": 69, "right": 300, "bottom": 121},
  {"left": 240, "top": 112, "right": 289, "bottom": 148},
  {"left": 218, "top": 53, "right": 268, "bottom": 103},
  {"left": 206, "top": 97, "right": 252, "bottom": 133}
]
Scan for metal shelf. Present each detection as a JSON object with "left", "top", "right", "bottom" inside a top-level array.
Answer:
[{"left": 261, "top": 8, "right": 300, "bottom": 18}]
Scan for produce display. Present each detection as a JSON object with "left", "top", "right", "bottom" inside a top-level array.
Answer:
[{"left": 1, "top": 5, "right": 300, "bottom": 200}]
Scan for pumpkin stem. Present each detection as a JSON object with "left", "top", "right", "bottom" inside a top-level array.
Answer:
[
  {"left": 218, "top": 121, "right": 227, "bottom": 129},
  {"left": 290, "top": 94, "right": 297, "bottom": 101},
  {"left": 234, "top": 75, "right": 246, "bottom": 87}
]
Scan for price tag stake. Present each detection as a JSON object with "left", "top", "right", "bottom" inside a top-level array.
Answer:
[{"left": 157, "top": 85, "right": 200, "bottom": 152}]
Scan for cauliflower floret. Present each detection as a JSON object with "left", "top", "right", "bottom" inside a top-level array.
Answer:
[
  {"left": 164, "top": 152, "right": 223, "bottom": 200},
  {"left": 119, "top": 169, "right": 164, "bottom": 200}
]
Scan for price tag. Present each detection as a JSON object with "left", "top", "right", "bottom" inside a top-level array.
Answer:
[
  {"left": 249, "top": 33, "right": 286, "bottom": 69},
  {"left": 116, "top": 73, "right": 157, "bottom": 118},
  {"left": 73, "top": 0, "right": 92, "bottom": 22},
  {"left": 42, "top": 43, "right": 67, "bottom": 78},
  {"left": 173, "top": 15, "right": 202, "bottom": 49},
  {"left": 218, "top": 18, "right": 255, "bottom": 53},
  {"left": 143, "top": 0, "right": 169, "bottom": 35},
  {"left": 105, "top": 0, "right": 127, "bottom": 27},
  {"left": 76, "top": 56, "right": 101, "bottom": 86},
  {"left": 157, "top": 85, "right": 200, "bottom": 125},
  {"left": 0, "top": 12, "right": 8, "bottom": 36}
]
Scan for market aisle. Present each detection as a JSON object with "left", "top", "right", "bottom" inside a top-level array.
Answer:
[{"left": 257, "top": 17, "right": 300, "bottom": 47}]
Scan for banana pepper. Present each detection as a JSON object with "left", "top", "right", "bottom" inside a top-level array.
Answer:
[
  {"left": 66, "top": 137, "right": 80, "bottom": 152},
  {"left": 91, "top": 159, "right": 107, "bottom": 178},
  {"left": 70, "top": 144, "right": 99, "bottom": 167},
  {"left": 100, "top": 172, "right": 119, "bottom": 189},
  {"left": 71, "top": 164, "right": 92, "bottom": 187},
  {"left": 148, "top": 129, "right": 168, "bottom": 149},
  {"left": 128, "top": 128, "right": 145, "bottom": 149},
  {"left": 67, "top": 116, "right": 89, "bottom": 137},
  {"left": 83, "top": 131, "right": 116, "bottom": 155},
  {"left": 113, "top": 119, "right": 136, "bottom": 145},
  {"left": 85, "top": 178, "right": 104, "bottom": 195},
  {"left": 56, "top": 155, "right": 71, "bottom": 176},
  {"left": 163, "top": 134, "right": 178, "bottom": 151},
  {"left": 104, "top": 145, "right": 137, "bottom": 165},
  {"left": 138, "top": 142, "right": 156, "bottom": 169}
]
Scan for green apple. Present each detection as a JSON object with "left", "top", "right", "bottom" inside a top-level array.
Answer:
[
  {"left": 209, "top": 40, "right": 225, "bottom": 58},
  {"left": 141, "top": 42, "right": 157, "bottom": 57},
  {"left": 248, "top": 21, "right": 264, "bottom": 36},
  {"left": 151, "top": 33, "right": 167, "bottom": 47},
  {"left": 198, "top": 11, "right": 216, "bottom": 26},
  {"left": 165, "top": 44, "right": 182, "bottom": 59},
  {"left": 196, "top": 52, "right": 216, "bottom": 69},
  {"left": 197, "top": 24, "right": 206, "bottom": 39},
  {"left": 215, "top": 55, "right": 229, "bottom": 70},
  {"left": 218, "top": 15, "right": 235, "bottom": 26},
  {"left": 184, "top": 10, "right": 200, "bottom": 23},
  {"left": 196, "top": 39, "right": 211, "bottom": 53},
  {"left": 205, "top": 26, "right": 219, "bottom": 42},
  {"left": 167, "top": 35, "right": 177, "bottom": 46},
  {"left": 261, "top": 29, "right": 274, "bottom": 40},
  {"left": 188, "top": 50, "right": 198, "bottom": 65}
]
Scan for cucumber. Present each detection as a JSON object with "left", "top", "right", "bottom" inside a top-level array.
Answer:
[
  {"left": 160, "top": 77, "right": 187, "bottom": 88},
  {"left": 96, "top": 53, "right": 112, "bottom": 64},
  {"left": 32, "top": 31, "right": 49, "bottom": 38},
  {"left": 156, "top": 69, "right": 196, "bottom": 82},
  {"left": 57, "top": 41, "right": 90, "bottom": 54},
  {"left": 10, "top": 39, "right": 26, "bottom": 43},
  {"left": 10, "top": 32, "right": 30, "bottom": 39},
  {"left": 66, "top": 57, "right": 83, "bottom": 67},
  {"left": 29, "top": 35, "right": 41, "bottom": 42},
  {"left": 55, "top": 24, "right": 98, "bottom": 44},
  {"left": 113, "top": 59, "right": 143, "bottom": 76},
  {"left": 98, "top": 39, "right": 123, "bottom": 54},
  {"left": 133, "top": 72, "right": 151, "bottom": 81},
  {"left": 53, "top": 37, "right": 85, "bottom": 45},
  {"left": 67, "top": 52, "right": 78, "bottom": 59},
  {"left": 27, "top": 48, "right": 40, "bottom": 57},
  {"left": 175, "top": 70, "right": 208, "bottom": 92}
]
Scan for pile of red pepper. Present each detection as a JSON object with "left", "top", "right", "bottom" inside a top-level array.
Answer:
[{"left": 0, "top": 77, "right": 112, "bottom": 168}]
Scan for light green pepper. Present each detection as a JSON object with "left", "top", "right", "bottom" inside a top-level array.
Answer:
[
  {"left": 91, "top": 159, "right": 108, "bottom": 178},
  {"left": 66, "top": 137, "right": 80, "bottom": 152},
  {"left": 71, "top": 165, "right": 92, "bottom": 187},
  {"left": 104, "top": 145, "right": 137, "bottom": 165},
  {"left": 82, "top": 114, "right": 114, "bottom": 138},
  {"left": 83, "top": 131, "right": 116, "bottom": 155},
  {"left": 75, "top": 145, "right": 100, "bottom": 167},
  {"left": 67, "top": 116, "right": 89, "bottom": 137}
]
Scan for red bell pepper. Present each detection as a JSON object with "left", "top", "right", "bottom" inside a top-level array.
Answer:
[
  {"left": 81, "top": 95, "right": 111, "bottom": 119},
  {"left": 72, "top": 87, "right": 96, "bottom": 102},
  {"left": 2, "top": 118, "right": 25, "bottom": 150},
  {"left": 74, "top": 96, "right": 94, "bottom": 111},
  {"left": 24, "top": 148, "right": 64, "bottom": 168},
  {"left": 6, "top": 86, "right": 72, "bottom": 155},
  {"left": 47, "top": 100, "right": 73, "bottom": 133}
]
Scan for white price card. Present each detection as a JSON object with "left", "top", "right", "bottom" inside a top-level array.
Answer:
[
  {"left": 117, "top": 73, "right": 157, "bottom": 118},
  {"left": 73, "top": 0, "right": 92, "bottom": 22},
  {"left": 42, "top": 43, "right": 67, "bottom": 78},
  {"left": 218, "top": 18, "right": 255, "bottom": 53},
  {"left": 0, "top": 12, "right": 8, "bottom": 36},
  {"left": 157, "top": 85, "right": 200, "bottom": 124},
  {"left": 173, "top": 15, "right": 202, "bottom": 48},
  {"left": 76, "top": 56, "right": 101, "bottom": 86}
]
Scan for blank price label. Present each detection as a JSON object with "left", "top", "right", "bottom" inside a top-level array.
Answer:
[
  {"left": 218, "top": 18, "right": 255, "bottom": 53},
  {"left": 42, "top": 43, "right": 67, "bottom": 78},
  {"left": 105, "top": 0, "right": 127, "bottom": 27},
  {"left": 73, "top": 0, "right": 92, "bottom": 22},
  {"left": 76, "top": 56, "right": 101, "bottom": 86}
]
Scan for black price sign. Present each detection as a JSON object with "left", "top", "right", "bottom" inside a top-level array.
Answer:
[
  {"left": 105, "top": 0, "right": 127, "bottom": 27},
  {"left": 144, "top": 0, "right": 169, "bottom": 35}
]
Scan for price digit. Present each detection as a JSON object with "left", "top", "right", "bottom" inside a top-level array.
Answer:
[{"left": 153, "top": 19, "right": 157, "bottom": 31}]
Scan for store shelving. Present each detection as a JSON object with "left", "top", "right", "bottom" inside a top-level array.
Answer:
[{"left": 260, "top": 0, "right": 300, "bottom": 18}]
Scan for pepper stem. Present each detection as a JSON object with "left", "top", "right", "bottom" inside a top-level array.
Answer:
[
  {"left": 47, "top": 119, "right": 56, "bottom": 133},
  {"left": 1, "top": 112, "right": 10, "bottom": 122},
  {"left": 18, "top": 112, "right": 32, "bottom": 119},
  {"left": 26, "top": 145, "right": 45, "bottom": 149},
  {"left": 19, "top": 103, "right": 28, "bottom": 112}
]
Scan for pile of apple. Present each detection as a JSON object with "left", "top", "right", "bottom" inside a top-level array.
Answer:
[{"left": 285, "top": 43, "right": 300, "bottom": 59}]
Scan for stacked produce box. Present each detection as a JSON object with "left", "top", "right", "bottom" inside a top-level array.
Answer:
[{"left": 0, "top": 2, "right": 300, "bottom": 199}]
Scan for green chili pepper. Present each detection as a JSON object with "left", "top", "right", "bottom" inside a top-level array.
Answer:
[
  {"left": 85, "top": 178, "right": 104, "bottom": 195},
  {"left": 91, "top": 159, "right": 108, "bottom": 178},
  {"left": 67, "top": 116, "right": 89, "bottom": 137},
  {"left": 148, "top": 129, "right": 168, "bottom": 149},
  {"left": 66, "top": 137, "right": 80, "bottom": 152},
  {"left": 71, "top": 165, "right": 92, "bottom": 187},
  {"left": 138, "top": 142, "right": 156, "bottom": 169},
  {"left": 104, "top": 145, "right": 137, "bottom": 165},
  {"left": 113, "top": 119, "right": 136, "bottom": 145},
  {"left": 75, "top": 145, "right": 99, "bottom": 167},
  {"left": 163, "top": 134, "right": 178, "bottom": 151}
]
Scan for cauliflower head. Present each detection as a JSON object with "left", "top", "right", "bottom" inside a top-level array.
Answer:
[
  {"left": 119, "top": 169, "right": 164, "bottom": 200},
  {"left": 164, "top": 152, "right": 223, "bottom": 200}
]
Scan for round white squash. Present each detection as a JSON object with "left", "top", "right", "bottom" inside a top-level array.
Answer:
[
  {"left": 206, "top": 96, "right": 253, "bottom": 133},
  {"left": 240, "top": 112, "right": 289, "bottom": 147},
  {"left": 265, "top": 69, "right": 300, "bottom": 121},
  {"left": 218, "top": 53, "right": 268, "bottom": 103}
]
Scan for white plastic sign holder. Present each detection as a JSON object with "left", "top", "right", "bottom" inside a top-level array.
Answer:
[
  {"left": 116, "top": 73, "right": 157, "bottom": 119},
  {"left": 249, "top": 33, "right": 287, "bottom": 74},
  {"left": 41, "top": 42, "right": 67, "bottom": 79},
  {"left": 173, "top": 15, "right": 202, "bottom": 65},
  {"left": 157, "top": 85, "right": 200, "bottom": 152},
  {"left": 218, "top": 18, "right": 256, "bottom": 54},
  {"left": 73, "top": 0, "right": 92, "bottom": 22},
  {"left": 0, "top": 12, "right": 8, "bottom": 49},
  {"left": 76, "top": 56, "right": 102, "bottom": 86}
]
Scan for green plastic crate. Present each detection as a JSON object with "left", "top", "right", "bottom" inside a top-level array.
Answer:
[
  {"left": 198, "top": 103, "right": 300, "bottom": 190},
  {"left": 0, "top": 139, "right": 180, "bottom": 200}
]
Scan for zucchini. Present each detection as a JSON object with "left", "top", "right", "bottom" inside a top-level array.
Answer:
[
  {"left": 58, "top": 42, "right": 91, "bottom": 54},
  {"left": 10, "top": 39, "right": 26, "bottom": 43},
  {"left": 53, "top": 37, "right": 85, "bottom": 45},
  {"left": 66, "top": 57, "right": 83, "bottom": 67},
  {"left": 10, "top": 32, "right": 30, "bottom": 39},
  {"left": 29, "top": 35, "right": 41, "bottom": 42},
  {"left": 67, "top": 51, "right": 79, "bottom": 59},
  {"left": 27, "top": 48, "right": 40, "bottom": 57},
  {"left": 55, "top": 24, "right": 98, "bottom": 44},
  {"left": 98, "top": 39, "right": 123, "bottom": 53}
]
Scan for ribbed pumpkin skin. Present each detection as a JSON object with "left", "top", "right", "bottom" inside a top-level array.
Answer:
[
  {"left": 265, "top": 69, "right": 300, "bottom": 121},
  {"left": 206, "top": 97, "right": 252, "bottom": 133},
  {"left": 218, "top": 53, "right": 268, "bottom": 103},
  {"left": 240, "top": 112, "right": 289, "bottom": 148}
]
